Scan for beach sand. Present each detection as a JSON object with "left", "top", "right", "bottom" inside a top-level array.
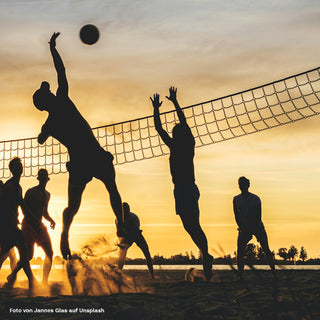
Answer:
[{"left": 0, "top": 268, "right": 319, "bottom": 319}]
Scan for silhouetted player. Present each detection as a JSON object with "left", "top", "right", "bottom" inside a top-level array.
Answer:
[
  {"left": 0, "top": 180, "right": 17, "bottom": 271},
  {"left": 117, "top": 202, "right": 154, "bottom": 278},
  {"left": 32, "top": 33, "right": 125, "bottom": 260},
  {"left": 7, "top": 169, "right": 56, "bottom": 286},
  {"left": 151, "top": 87, "right": 213, "bottom": 280},
  {"left": 233, "top": 176, "right": 276, "bottom": 279},
  {"left": 0, "top": 158, "right": 36, "bottom": 288}
]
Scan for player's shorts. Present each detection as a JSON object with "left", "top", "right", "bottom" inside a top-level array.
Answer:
[
  {"left": 126, "top": 229, "right": 143, "bottom": 242},
  {"left": 66, "top": 149, "right": 114, "bottom": 185},
  {"left": 238, "top": 226, "right": 268, "bottom": 245},
  {"left": 22, "top": 220, "right": 51, "bottom": 248},
  {"left": 0, "top": 226, "right": 24, "bottom": 252},
  {"left": 174, "top": 183, "right": 200, "bottom": 216},
  {"left": 118, "top": 229, "right": 143, "bottom": 248}
]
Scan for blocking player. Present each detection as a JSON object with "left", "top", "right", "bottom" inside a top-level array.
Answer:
[{"left": 151, "top": 87, "right": 213, "bottom": 281}]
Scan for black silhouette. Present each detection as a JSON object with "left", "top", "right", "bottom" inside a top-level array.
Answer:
[
  {"left": 233, "top": 176, "right": 276, "bottom": 279},
  {"left": 151, "top": 87, "right": 213, "bottom": 281},
  {"left": 0, "top": 158, "right": 36, "bottom": 288},
  {"left": 32, "top": 32, "right": 125, "bottom": 259},
  {"left": 7, "top": 169, "right": 56, "bottom": 286},
  {"left": 0, "top": 180, "right": 17, "bottom": 271},
  {"left": 117, "top": 202, "right": 154, "bottom": 278}
]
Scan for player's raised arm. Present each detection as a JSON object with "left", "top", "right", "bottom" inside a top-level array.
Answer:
[
  {"left": 166, "top": 86, "right": 187, "bottom": 126},
  {"left": 49, "top": 32, "right": 68, "bottom": 96},
  {"left": 151, "top": 93, "right": 172, "bottom": 147}
]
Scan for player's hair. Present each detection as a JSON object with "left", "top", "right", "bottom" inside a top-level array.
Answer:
[
  {"left": 33, "top": 82, "right": 50, "bottom": 110},
  {"left": 9, "top": 157, "right": 22, "bottom": 174},
  {"left": 238, "top": 176, "right": 250, "bottom": 186},
  {"left": 38, "top": 168, "right": 49, "bottom": 178}
]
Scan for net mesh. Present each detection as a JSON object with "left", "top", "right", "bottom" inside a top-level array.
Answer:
[{"left": 1, "top": 67, "right": 320, "bottom": 179}]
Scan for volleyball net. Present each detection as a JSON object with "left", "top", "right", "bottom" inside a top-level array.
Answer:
[{"left": 1, "top": 67, "right": 320, "bottom": 179}]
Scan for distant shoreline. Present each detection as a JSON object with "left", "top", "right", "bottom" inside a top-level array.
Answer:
[{"left": 2, "top": 264, "right": 320, "bottom": 270}]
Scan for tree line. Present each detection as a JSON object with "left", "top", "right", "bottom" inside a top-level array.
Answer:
[
  {"left": 3, "top": 245, "right": 318, "bottom": 265},
  {"left": 128, "top": 245, "right": 319, "bottom": 265}
]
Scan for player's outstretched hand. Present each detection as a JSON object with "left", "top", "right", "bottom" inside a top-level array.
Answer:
[
  {"left": 150, "top": 93, "right": 163, "bottom": 110},
  {"left": 166, "top": 86, "right": 177, "bottom": 103},
  {"left": 49, "top": 32, "right": 60, "bottom": 47}
]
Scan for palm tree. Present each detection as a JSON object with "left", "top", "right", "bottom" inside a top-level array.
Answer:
[
  {"left": 288, "top": 245, "right": 298, "bottom": 263},
  {"left": 299, "top": 247, "right": 307, "bottom": 262},
  {"left": 277, "top": 248, "right": 288, "bottom": 261}
]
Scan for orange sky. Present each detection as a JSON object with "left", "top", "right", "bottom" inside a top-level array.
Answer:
[{"left": 1, "top": 1, "right": 320, "bottom": 260}]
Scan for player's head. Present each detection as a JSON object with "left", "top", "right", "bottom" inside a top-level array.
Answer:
[
  {"left": 37, "top": 168, "right": 49, "bottom": 184},
  {"left": 33, "top": 81, "right": 55, "bottom": 111},
  {"left": 238, "top": 176, "right": 250, "bottom": 191},
  {"left": 172, "top": 123, "right": 185, "bottom": 141},
  {"left": 9, "top": 157, "right": 23, "bottom": 177}
]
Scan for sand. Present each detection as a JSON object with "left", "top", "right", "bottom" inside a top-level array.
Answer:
[{"left": 0, "top": 268, "right": 319, "bottom": 320}]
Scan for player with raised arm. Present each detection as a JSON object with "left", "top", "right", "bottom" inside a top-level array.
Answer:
[
  {"left": 151, "top": 87, "right": 213, "bottom": 281},
  {"left": 32, "top": 33, "right": 125, "bottom": 260}
]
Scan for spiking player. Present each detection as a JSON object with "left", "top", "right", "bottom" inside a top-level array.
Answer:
[{"left": 32, "top": 33, "right": 125, "bottom": 260}]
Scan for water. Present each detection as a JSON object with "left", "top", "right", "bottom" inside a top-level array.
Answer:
[
  {"left": 2, "top": 264, "right": 319, "bottom": 271},
  {"left": 123, "top": 264, "right": 320, "bottom": 271}
]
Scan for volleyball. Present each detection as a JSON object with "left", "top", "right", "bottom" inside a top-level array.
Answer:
[{"left": 79, "top": 24, "right": 100, "bottom": 45}]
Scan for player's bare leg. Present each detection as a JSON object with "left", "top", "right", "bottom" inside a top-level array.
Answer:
[
  {"left": 41, "top": 242, "right": 53, "bottom": 285},
  {"left": 0, "top": 250, "right": 10, "bottom": 270},
  {"left": 236, "top": 232, "right": 251, "bottom": 280},
  {"left": 61, "top": 183, "right": 86, "bottom": 260},
  {"left": 6, "top": 240, "right": 37, "bottom": 289},
  {"left": 8, "top": 249, "right": 17, "bottom": 270},
  {"left": 101, "top": 175, "right": 125, "bottom": 236},
  {"left": 259, "top": 233, "right": 276, "bottom": 278},
  {"left": 135, "top": 234, "right": 154, "bottom": 278},
  {"left": 118, "top": 241, "right": 130, "bottom": 270},
  {"left": 180, "top": 214, "right": 212, "bottom": 281}
]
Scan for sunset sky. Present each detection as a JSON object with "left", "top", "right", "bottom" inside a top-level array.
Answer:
[{"left": 1, "top": 0, "right": 320, "bottom": 260}]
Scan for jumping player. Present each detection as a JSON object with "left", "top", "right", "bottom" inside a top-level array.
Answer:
[
  {"left": 32, "top": 32, "right": 125, "bottom": 260},
  {"left": 233, "top": 176, "right": 276, "bottom": 279},
  {"left": 151, "top": 87, "right": 213, "bottom": 281}
]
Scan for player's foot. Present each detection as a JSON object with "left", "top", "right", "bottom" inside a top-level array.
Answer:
[
  {"left": 60, "top": 232, "right": 72, "bottom": 260},
  {"left": 203, "top": 254, "right": 213, "bottom": 281}
]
